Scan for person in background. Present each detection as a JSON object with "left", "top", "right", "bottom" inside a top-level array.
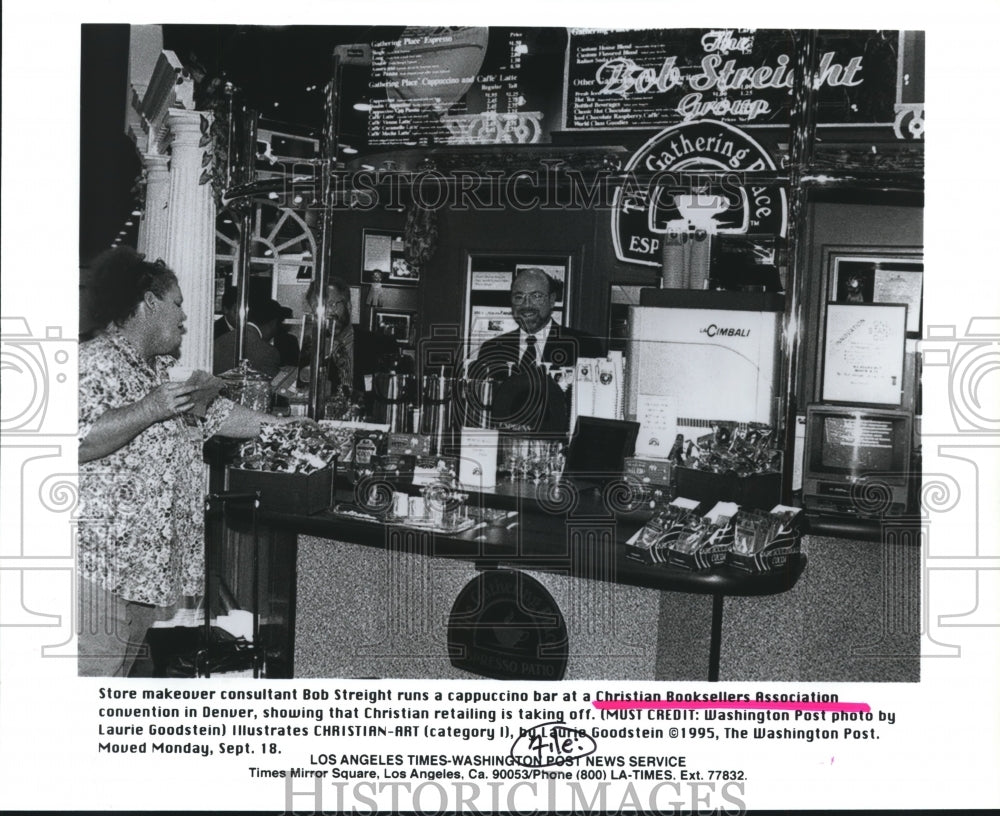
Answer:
[
  {"left": 470, "top": 267, "right": 603, "bottom": 432},
  {"left": 213, "top": 297, "right": 292, "bottom": 378},
  {"left": 301, "top": 276, "right": 400, "bottom": 396},
  {"left": 272, "top": 318, "right": 301, "bottom": 368},
  {"left": 77, "top": 248, "right": 305, "bottom": 677},
  {"left": 214, "top": 285, "right": 239, "bottom": 339}
]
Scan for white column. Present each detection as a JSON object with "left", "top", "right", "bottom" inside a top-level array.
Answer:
[
  {"left": 163, "top": 108, "right": 216, "bottom": 376},
  {"left": 137, "top": 153, "right": 170, "bottom": 262}
]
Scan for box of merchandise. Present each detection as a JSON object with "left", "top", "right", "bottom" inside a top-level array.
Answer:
[
  {"left": 227, "top": 465, "right": 334, "bottom": 515},
  {"left": 228, "top": 423, "right": 339, "bottom": 515},
  {"left": 674, "top": 466, "right": 782, "bottom": 511},
  {"left": 672, "top": 422, "right": 782, "bottom": 510},
  {"left": 665, "top": 501, "right": 740, "bottom": 571},
  {"left": 623, "top": 457, "right": 673, "bottom": 488},
  {"left": 727, "top": 504, "right": 804, "bottom": 573},
  {"left": 624, "top": 497, "right": 701, "bottom": 565}
]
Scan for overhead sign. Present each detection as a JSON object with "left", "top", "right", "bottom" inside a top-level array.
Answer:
[
  {"left": 612, "top": 119, "right": 788, "bottom": 266},
  {"left": 365, "top": 27, "right": 561, "bottom": 146},
  {"left": 564, "top": 28, "right": 899, "bottom": 130}
]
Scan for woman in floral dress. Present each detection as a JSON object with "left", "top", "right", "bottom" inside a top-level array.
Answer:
[{"left": 77, "top": 248, "right": 300, "bottom": 676}]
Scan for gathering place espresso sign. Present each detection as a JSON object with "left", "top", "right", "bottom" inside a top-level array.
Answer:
[{"left": 611, "top": 119, "right": 788, "bottom": 267}]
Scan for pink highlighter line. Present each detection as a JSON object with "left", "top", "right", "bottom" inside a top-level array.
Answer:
[{"left": 592, "top": 700, "right": 870, "bottom": 714}]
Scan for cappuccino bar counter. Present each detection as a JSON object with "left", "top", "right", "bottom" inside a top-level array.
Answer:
[
  {"left": 221, "top": 473, "right": 808, "bottom": 681},
  {"left": 219, "top": 474, "right": 918, "bottom": 684}
]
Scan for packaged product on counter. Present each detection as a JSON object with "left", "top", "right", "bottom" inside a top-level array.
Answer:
[
  {"left": 228, "top": 423, "right": 341, "bottom": 514},
  {"left": 666, "top": 501, "right": 739, "bottom": 570},
  {"left": 624, "top": 497, "right": 700, "bottom": 564},
  {"left": 315, "top": 420, "right": 390, "bottom": 471},
  {"left": 235, "top": 422, "right": 339, "bottom": 474},
  {"left": 374, "top": 454, "right": 416, "bottom": 488},
  {"left": 387, "top": 432, "right": 433, "bottom": 457},
  {"left": 412, "top": 455, "right": 460, "bottom": 486},
  {"left": 728, "top": 504, "right": 804, "bottom": 573},
  {"left": 672, "top": 421, "right": 783, "bottom": 509},
  {"left": 350, "top": 429, "right": 386, "bottom": 476}
]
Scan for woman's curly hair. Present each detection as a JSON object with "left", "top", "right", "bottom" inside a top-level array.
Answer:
[{"left": 86, "top": 248, "right": 179, "bottom": 328}]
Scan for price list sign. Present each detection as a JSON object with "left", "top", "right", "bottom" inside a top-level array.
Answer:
[{"left": 366, "top": 27, "right": 546, "bottom": 146}]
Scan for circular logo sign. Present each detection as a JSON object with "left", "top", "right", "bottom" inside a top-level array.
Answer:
[
  {"left": 448, "top": 569, "right": 568, "bottom": 680},
  {"left": 612, "top": 119, "right": 787, "bottom": 267}
]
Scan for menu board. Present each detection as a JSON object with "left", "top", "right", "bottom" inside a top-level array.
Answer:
[
  {"left": 366, "top": 27, "right": 565, "bottom": 146},
  {"left": 563, "top": 28, "right": 899, "bottom": 130}
]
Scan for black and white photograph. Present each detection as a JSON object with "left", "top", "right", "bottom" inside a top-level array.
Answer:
[
  {"left": 827, "top": 247, "right": 924, "bottom": 333},
  {"left": 370, "top": 308, "right": 414, "bottom": 345},
  {"left": 1, "top": 3, "right": 999, "bottom": 814}
]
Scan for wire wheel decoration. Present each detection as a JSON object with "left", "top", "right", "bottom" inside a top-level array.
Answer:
[{"left": 215, "top": 201, "right": 318, "bottom": 291}]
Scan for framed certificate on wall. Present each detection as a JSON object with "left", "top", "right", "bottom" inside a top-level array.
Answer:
[{"left": 822, "top": 302, "right": 908, "bottom": 406}]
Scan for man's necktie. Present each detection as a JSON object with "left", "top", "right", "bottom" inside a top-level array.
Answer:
[{"left": 519, "top": 335, "right": 537, "bottom": 373}]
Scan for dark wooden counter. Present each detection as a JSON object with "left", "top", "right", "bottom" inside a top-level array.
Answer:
[
  {"left": 220, "top": 474, "right": 806, "bottom": 679},
  {"left": 251, "top": 485, "right": 806, "bottom": 597}
]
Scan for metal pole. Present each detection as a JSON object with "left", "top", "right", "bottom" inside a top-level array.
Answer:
[
  {"left": 235, "top": 108, "right": 258, "bottom": 363},
  {"left": 781, "top": 30, "right": 818, "bottom": 503},
  {"left": 307, "top": 53, "right": 343, "bottom": 419}
]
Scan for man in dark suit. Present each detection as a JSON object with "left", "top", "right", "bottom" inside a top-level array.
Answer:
[
  {"left": 214, "top": 286, "right": 239, "bottom": 339},
  {"left": 213, "top": 297, "right": 291, "bottom": 378},
  {"left": 470, "top": 267, "right": 603, "bottom": 433}
]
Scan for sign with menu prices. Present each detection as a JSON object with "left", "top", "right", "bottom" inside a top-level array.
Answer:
[{"left": 366, "top": 27, "right": 565, "bottom": 146}]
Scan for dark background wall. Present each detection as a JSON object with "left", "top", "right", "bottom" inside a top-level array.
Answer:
[
  {"left": 328, "top": 190, "right": 923, "bottom": 414},
  {"left": 329, "top": 201, "right": 662, "bottom": 347}
]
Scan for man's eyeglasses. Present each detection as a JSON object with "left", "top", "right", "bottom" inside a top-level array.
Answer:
[{"left": 511, "top": 292, "right": 548, "bottom": 305}]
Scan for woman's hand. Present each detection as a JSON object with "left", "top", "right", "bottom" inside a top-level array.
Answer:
[
  {"left": 141, "top": 382, "right": 198, "bottom": 422},
  {"left": 263, "top": 417, "right": 320, "bottom": 428},
  {"left": 80, "top": 382, "right": 199, "bottom": 464},
  {"left": 266, "top": 416, "right": 320, "bottom": 430}
]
